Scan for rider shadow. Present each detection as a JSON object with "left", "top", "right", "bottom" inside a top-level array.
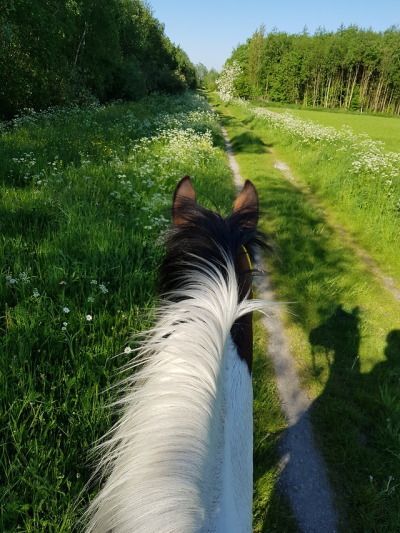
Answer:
[
  {"left": 255, "top": 304, "right": 400, "bottom": 532},
  {"left": 279, "top": 305, "right": 361, "bottom": 533}
]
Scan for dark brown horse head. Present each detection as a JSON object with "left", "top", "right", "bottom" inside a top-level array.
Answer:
[{"left": 160, "top": 176, "right": 264, "bottom": 372}]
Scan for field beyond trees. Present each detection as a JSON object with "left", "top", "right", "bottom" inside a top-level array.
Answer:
[{"left": 263, "top": 104, "right": 400, "bottom": 152}]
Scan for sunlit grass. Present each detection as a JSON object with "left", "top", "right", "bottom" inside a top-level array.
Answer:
[
  {"left": 213, "top": 94, "right": 400, "bottom": 532},
  {"left": 263, "top": 103, "right": 400, "bottom": 153},
  {"left": 234, "top": 99, "right": 400, "bottom": 283}
]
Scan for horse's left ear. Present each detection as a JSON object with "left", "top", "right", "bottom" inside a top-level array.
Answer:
[
  {"left": 172, "top": 176, "right": 196, "bottom": 225},
  {"left": 233, "top": 180, "right": 259, "bottom": 228}
]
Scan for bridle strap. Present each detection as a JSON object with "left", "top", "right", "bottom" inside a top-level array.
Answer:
[{"left": 241, "top": 245, "right": 252, "bottom": 271}]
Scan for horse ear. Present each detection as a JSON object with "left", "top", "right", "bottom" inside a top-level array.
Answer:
[
  {"left": 172, "top": 176, "right": 196, "bottom": 225},
  {"left": 233, "top": 180, "right": 259, "bottom": 227}
]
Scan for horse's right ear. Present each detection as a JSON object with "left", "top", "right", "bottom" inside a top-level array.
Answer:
[
  {"left": 233, "top": 179, "right": 259, "bottom": 228},
  {"left": 172, "top": 176, "right": 196, "bottom": 225}
]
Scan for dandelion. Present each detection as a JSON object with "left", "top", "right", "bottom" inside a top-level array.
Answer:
[
  {"left": 86, "top": 314, "right": 93, "bottom": 321},
  {"left": 63, "top": 307, "right": 70, "bottom": 314}
]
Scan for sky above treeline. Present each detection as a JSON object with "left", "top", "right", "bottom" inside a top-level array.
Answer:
[{"left": 148, "top": 0, "right": 400, "bottom": 71}]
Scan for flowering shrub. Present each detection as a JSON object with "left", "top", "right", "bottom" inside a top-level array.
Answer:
[{"left": 216, "top": 61, "right": 243, "bottom": 102}]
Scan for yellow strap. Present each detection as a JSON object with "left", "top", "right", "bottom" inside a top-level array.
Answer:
[{"left": 241, "top": 245, "right": 252, "bottom": 270}]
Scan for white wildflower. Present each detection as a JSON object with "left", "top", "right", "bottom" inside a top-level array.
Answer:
[{"left": 99, "top": 283, "right": 108, "bottom": 294}]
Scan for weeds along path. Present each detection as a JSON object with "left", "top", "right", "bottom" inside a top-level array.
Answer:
[
  {"left": 222, "top": 127, "right": 339, "bottom": 533},
  {"left": 273, "top": 159, "right": 400, "bottom": 303}
]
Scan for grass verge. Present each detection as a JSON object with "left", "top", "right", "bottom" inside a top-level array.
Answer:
[{"left": 228, "top": 98, "right": 400, "bottom": 284}]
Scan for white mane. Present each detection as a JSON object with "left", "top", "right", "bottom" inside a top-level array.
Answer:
[{"left": 85, "top": 258, "right": 266, "bottom": 533}]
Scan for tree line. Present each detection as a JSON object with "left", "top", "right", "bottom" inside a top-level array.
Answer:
[
  {"left": 0, "top": 0, "right": 197, "bottom": 119},
  {"left": 226, "top": 25, "right": 400, "bottom": 114}
]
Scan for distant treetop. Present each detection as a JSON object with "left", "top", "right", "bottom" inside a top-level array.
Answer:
[{"left": 222, "top": 26, "right": 400, "bottom": 114}]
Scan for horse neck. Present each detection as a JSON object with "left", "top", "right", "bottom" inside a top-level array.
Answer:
[
  {"left": 212, "top": 334, "right": 253, "bottom": 533},
  {"left": 86, "top": 262, "right": 259, "bottom": 533}
]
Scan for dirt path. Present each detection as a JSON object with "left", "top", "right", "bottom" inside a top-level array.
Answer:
[
  {"left": 274, "top": 159, "right": 400, "bottom": 302},
  {"left": 222, "top": 128, "right": 339, "bottom": 533}
]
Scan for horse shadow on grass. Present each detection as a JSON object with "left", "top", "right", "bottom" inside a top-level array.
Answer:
[{"left": 252, "top": 172, "right": 400, "bottom": 532}]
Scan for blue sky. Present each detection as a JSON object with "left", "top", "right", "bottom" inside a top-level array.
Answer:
[{"left": 148, "top": 0, "right": 399, "bottom": 70}]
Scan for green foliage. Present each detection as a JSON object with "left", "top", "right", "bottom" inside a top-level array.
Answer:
[
  {"left": 227, "top": 26, "right": 400, "bottom": 114},
  {"left": 0, "top": 0, "right": 197, "bottom": 119},
  {"left": 195, "top": 63, "right": 219, "bottom": 90}
]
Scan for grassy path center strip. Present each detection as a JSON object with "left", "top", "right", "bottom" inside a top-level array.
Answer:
[{"left": 272, "top": 155, "right": 400, "bottom": 303}]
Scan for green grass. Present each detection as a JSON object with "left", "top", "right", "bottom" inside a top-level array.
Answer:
[
  {"left": 262, "top": 104, "right": 400, "bottom": 152},
  {"left": 212, "top": 94, "right": 400, "bottom": 532},
  {"left": 237, "top": 99, "right": 400, "bottom": 284},
  {"left": 1, "top": 92, "right": 293, "bottom": 531}
]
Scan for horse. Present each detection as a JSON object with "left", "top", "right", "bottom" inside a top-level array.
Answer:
[{"left": 85, "top": 176, "right": 266, "bottom": 533}]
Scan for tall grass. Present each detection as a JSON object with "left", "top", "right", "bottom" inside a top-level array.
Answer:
[
  {"left": 0, "top": 93, "right": 236, "bottom": 530},
  {"left": 1, "top": 92, "right": 295, "bottom": 531}
]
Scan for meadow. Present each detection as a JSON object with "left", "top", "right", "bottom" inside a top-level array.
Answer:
[
  {"left": 212, "top": 94, "right": 400, "bottom": 532},
  {"left": 262, "top": 103, "right": 400, "bottom": 152},
  {"left": 0, "top": 93, "right": 295, "bottom": 531}
]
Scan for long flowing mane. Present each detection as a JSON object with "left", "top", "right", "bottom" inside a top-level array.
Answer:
[{"left": 85, "top": 180, "right": 267, "bottom": 533}]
